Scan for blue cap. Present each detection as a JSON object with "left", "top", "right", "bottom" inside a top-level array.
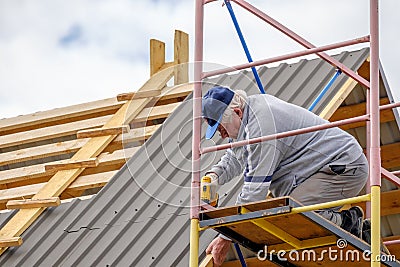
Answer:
[{"left": 202, "top": 86, "right": 234, "bottom": 139}]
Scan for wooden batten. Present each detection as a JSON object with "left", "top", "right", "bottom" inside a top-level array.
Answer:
[
  {"left": 117, "top": 89, "right": 162, "bottom": 102},
  {"left": 174, "top": 30, "right": 189, "bottom": 85},
  {"left": 6, "top": 197, "right": 60, "bottom": 209},
  {"left": 0, "top": 31, "right": 187, "bottom": 256},
  {"left": 0, "top": 116, "right": 111, "bottom": 150},
  {"left": 44, "top": 158, "right": 99, "bottom": 171},
  {"left": 77, "top": 125, "right": 130, "bottom": 139},
  {"left": 132, "top": 102, "right": 180, "bottom": 123},
  {"left": 0, "top": 237, "right": 22, "bottom": 248},
  {"left": 150, "top": 38, "right": 165, "bottom": 76},
  {"left": 0, "top": 97, "right": 123, "bottom": 136},
  {"left": 0, "top": 66, "right": 174, "bottom": 256}
]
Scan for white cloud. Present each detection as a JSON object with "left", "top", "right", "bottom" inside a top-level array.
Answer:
[{"left": 0, "top": 0, "right": 398, "bottom": 119}]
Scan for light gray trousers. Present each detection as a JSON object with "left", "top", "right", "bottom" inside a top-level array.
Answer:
[{"left": 289, "top": 154, "right": 369, "bottom": 226}]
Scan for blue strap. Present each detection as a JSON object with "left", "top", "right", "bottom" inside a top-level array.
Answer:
[
  {"left": 234, "top": 243, "right": 248, "bottom": 267},
  {"left": 308, "top": 68, "right": 342, "bottom": 111},
  {"left": 224, "top": 0, "right": 265, "bottom": 94}
]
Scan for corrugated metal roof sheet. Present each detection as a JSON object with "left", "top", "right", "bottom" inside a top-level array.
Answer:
[{"left": 0, "top": 48, "right": 399, "bottom": 266}]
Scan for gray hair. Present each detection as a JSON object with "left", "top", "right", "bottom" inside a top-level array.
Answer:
[{"left": 221, "top": 90, "right": 248, "bottom": 123}]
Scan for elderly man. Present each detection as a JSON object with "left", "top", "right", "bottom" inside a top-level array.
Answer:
[{"left": 201, "top": 86, "right": 369, "bottom": 266}]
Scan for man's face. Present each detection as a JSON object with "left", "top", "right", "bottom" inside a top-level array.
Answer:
[{"left": 218, "top": 107, "right": 242, "bottom": 139}]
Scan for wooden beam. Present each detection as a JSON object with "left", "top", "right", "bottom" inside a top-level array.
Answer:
[
  {"left": 117, "top": 89, "right": 161, "bottom": 102},
  {"left": 0, "top": 139, "right": 87, "bottom": 167},
  {"left": 0, "top": 67, "right": 174, "bottom": 255},
  {"left": 0, "top": 143, "right": 140, "bottom": 186},
  {"left": 0, "top": 146, "right": 134, "bottom": 188},
  {"left": 150, "top": 39, "right": 165, "bottom": 76},
  {"left": 0, "top": 237, "right": 22, "bottom": 248},
  {"left": 0, "top": 85, "right": 191, "bottom": 167},
  {"left": 330, "top": 97, "right": 390, "bottom": 121},
  {"left": 44, "top": 158, "right": 99, "bottom": 171},
  {"left": 133, "top": 102, "right": 180, "bottom": 123},
  {"left": 0, "top": 124, "right": 159, "bottom": 167},
  {"left": 0, "top": 148, "right": 139, "bottom": 205},
  {"left": 0, "top": 97, "right": 123, "bottom": 136},
  {"left": 0, "top": 115, "right": 111, "bottom": 150},
  {"left": 199, "top": 254, "right": 214, "bottom": 267},
  {"left": 329, "top": 97, "right": 395, "bottom": 130},
  {"left": 319, "top": 76, "right": 359, "bottom": 120},
  {"left": 77, "top": 125, "right": 130, "bottom": 139},
  {"left": 112, "top": 124, "right": 160, "bottom": 145},
  {"left": 174, "top": 30, "right": 189, "bottom": 85},
  {"left": 6, "top": 197, "right": 60, "bottom": 209},
  {"left": 0, "top": 82, "right": 191, "bottom": 139}
]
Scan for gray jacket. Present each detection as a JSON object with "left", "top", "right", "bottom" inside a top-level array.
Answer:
[{"left": 209, "top": 94, "right": 364, "bottom": 205}]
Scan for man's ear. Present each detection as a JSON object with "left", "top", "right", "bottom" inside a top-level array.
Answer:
[{"left": 233, "top": 108, "right": 243, "bottom": 119}]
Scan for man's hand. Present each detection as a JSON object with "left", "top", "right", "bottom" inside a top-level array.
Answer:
[{"left": 206, "top": 237, "right": 231, "bottom": 267}]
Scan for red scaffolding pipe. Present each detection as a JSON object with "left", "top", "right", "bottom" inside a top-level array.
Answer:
[
  {"left": 200, "top": 101, "right": 400, "bottom": 155},
  {"left": 191, "top": 0, "right": 204, "bottom": 220},
  {"left": 201, "top": 115, "right": 369, "bottom": 154},
  {"left": 381, "top": 168, "right": 400, "bottom": 187},
  {"left": 230, "top": 0, "right": 370, "bottom": 89},
  {"left": 369, "top": 0, "right": 380, "bottom": 187},
  {"left": 203, "top": 36, "right": 370, "bottom": 79}
]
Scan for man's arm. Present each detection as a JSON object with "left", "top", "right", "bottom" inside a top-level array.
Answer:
[
  {"left": 205, "top": 237, "right": 231, "bottom": 267},
  {"left": 208, "top": 146, "right": 244, "bottom": 185}
]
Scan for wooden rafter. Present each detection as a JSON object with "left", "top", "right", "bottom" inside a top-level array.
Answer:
[
  {"left": 0, "top": 125, "right": 160, "bottom": 167},
  {"left": 0, "top": 29, "right": 190, "bottom": 254},
  {"left": 0, "top": 66, "right": 174, "bottom": 255},
  {"left": 319, "top": 76, "right": 359, "bottom": 120},
  {"left": 0, "top": 97, "right": 123, "bottom": 136},
  {"left": 0, "top": 146, "right": 139, "bottom": 195},
  {"left": 330, "top": 97, "right": 395, "bottom": 130}
]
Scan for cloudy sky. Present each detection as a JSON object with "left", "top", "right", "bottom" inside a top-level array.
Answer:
[{"left": 0, "top": 0, "right": 399, "bottom": 119}]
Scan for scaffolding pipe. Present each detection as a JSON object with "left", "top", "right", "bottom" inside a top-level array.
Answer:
[
  {"left": 190, "top": 0, "right": 204, "bottom": 266},
  {"left": 366, "top": 81, "right": 372, "bottom": 218},
  {"left": 192, "top": 1, "right": 394, "bottom": 266},
  {"left": 203, "top": 36, "right": 369, "bottom": 79},
  {"left": 200, "top": 100, "right": 400, "bottom": 155},
  {"left": 224, "top": 0, "right": 265, "bottom": 94},
  {"left": 201, "top": 114, "right": 369, "bottom": 154},
  {"left": 231, "top": 0, "right": 370, "bottom": 88},
  {"left": 384, "top": 240, "right": 400, "bottom": 246},
  {"left": 308, "top": 69, "right": 342, "bottom": 112},
  {"left": 392, "top": 170, "right": 400, "bottom": 176},
  {"left": 381, "top": 168, "right": 400, "bottom": 187},
  {"left": 369, "top": 0, "right": 381, "bottom": 265}
]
